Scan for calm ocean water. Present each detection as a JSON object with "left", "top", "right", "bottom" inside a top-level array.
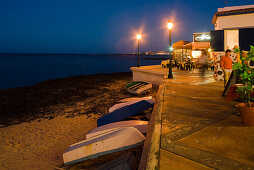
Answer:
[{"left": 0, "top": 54, "right": 165, "bottom": 90}]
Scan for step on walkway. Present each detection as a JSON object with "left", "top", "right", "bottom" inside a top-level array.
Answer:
[{"left": 139, "top": 71, "right": 254, "bottom": 170}]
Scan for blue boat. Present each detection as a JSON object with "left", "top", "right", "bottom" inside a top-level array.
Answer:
[{"left": 97, "top": 99, "right": 155, "bottom": 127}]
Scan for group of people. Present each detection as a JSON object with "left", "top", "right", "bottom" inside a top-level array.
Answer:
[
  {"left": 172, "top": 48, "right": 233, "bottom": 87},
  {"left": 175, "top": 51, "right": 215, "bottom": 72},
  {"left": 199, "top": 48, "right": 233, "bottom": 86},
  {"left": 175, "top": 59, "right": 196, "bottom": 71}
]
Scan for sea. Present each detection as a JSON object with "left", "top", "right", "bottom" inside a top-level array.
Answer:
[{"left": 0, "top": 54, "right": 166, "bottom": 90}]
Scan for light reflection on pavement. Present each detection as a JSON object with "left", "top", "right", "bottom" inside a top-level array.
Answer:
[{"left": 168, "top": 69, "right": 216, "bottom": 85}]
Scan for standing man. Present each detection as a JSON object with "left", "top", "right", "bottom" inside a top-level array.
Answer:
[{"left": 220, "top": 49, "right": 232, "bottom": 87}]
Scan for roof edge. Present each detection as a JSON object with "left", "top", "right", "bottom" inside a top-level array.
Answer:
[{"left": 212, "top": 7, "right": 254, "bottom": 25}]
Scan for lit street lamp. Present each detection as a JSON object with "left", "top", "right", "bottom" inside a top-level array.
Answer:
[
  {"left": 137, "top": 34, "right": 141, "bottom": 67},
  {"left": 168, "top": 21, "right": 173, "bottom": 79}
]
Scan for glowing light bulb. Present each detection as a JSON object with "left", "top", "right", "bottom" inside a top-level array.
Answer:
[
  {"left": 137, "top": 34, "right": 141, "bottom": 40},
  {"left": 168, "top": 22, "right": 173, "bottom": 30}
]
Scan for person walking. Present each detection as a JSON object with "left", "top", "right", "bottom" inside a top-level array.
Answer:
[
  {"left": 199, "top": 49, "right": 208, "bottom": 76},
  {"left": 220, "top": 49, "right": 232, "bottom": 87}
]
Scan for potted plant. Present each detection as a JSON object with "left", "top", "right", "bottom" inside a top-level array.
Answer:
[{"left": 233, "top": 45, "right": 254, "bottom": 126}]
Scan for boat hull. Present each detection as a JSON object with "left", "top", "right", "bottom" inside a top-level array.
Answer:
[
  {"left": 97, "top": 99, "right": 155, "bottom": 127},
  {"left": 86, "top": 120, "right": 148, "bottom": 139},
  {"left": 63, "top": 127, "right": 145, "bottom": 165},
  {"left": 109, "top": 96, "right": 153, "bottom": 113}
]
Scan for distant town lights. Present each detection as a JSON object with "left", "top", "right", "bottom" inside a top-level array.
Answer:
[
  {"left": 168, "top": 21, "right": 173, "bottom": 30},
  {"left": 137, "top": 34, "right": 141, "bottom": 40}
]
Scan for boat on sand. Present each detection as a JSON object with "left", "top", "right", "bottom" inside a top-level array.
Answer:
[
  {"left": 97, "top": 98, "right": 155, "bottom": 127},
  {"left": 126, "top": 81, "right": 152, "bottom": 94},
  {"left": 63, "top": 127, "right": 145, "bottom": 165},
  {"left": 118, "top": 97, "right": 144, "bottom": 103},
  {"left": 86, "top": 120, "right": 148, "bottom": 139},
  {"left": 109, "top": 96, "right": 153, "bottom": 113}
]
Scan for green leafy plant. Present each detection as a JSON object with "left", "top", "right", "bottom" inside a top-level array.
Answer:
[{"left": 233, "top": 45, "right": 254, "bottom": 107}]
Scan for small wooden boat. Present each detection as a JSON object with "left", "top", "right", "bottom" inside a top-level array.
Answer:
[
  {"left": 86, "top": 120, "right": 148, "bottom": 139},
  {"left": 126, "top": 81, "right": 152, "bottom": 94},
  {"left": 97, "top": 98, "right": 155, "bottom": 127},
  {"left": 109, "top": 96, "right": 153, "bottom": 113},
  {"left": 63, "top": 127, "right": 145, "bottom": 165}
]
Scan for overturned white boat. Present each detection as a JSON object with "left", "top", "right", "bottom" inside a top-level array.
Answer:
[
  {"left": 109, "top": 96, "right": 153, "bottom": 113},
  {"left": 63, "top": 127, "right": 145, "bottom": 165},
  {"left": 86, "top": 120, "right": 148, "bottom": 139},
  {"left": 118, "top": 97, "right": 144, "bottom": 103}
]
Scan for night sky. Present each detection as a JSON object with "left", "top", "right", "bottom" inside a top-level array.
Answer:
[{"left": 0, "top": 0, "right": 253, "bottom": 54}]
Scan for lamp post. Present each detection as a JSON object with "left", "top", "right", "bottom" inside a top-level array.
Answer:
[
  {"left": 137, "top": 34, "right": 141, "bottom": 67},
  {"left": 168, "top": 21, "right": 173, "bottom": 79}
]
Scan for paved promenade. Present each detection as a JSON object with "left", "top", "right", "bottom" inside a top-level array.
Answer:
[{"left": 140, "top": 70, "right": 254, "bottom": 170}]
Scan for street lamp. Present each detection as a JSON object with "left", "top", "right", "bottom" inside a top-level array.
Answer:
[
  {"left": 137, "top": 34, "right": 141, "bottom": 67},
  {"left": 168, "top": 21, "right": 173, "bottom": 79}
]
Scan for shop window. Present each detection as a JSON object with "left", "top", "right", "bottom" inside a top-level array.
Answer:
[
  {"left": 239, "top": 28, "right": 254, "bottom": 51},
  {"left": 210, "top": 30, "right": 224, "bottom": 51}
]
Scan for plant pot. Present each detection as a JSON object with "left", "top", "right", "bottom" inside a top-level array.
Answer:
[{"left": 236, "top": 103, "right": 254, "bottom": 126}]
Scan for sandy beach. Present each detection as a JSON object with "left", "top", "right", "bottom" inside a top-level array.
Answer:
[{"left": 0, "top": 73, "right": 157, "bottom": 170}]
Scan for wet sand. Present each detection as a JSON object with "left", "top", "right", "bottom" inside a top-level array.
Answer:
[{"left": 0, "top": 73, "right": 158, "bottom": 169}]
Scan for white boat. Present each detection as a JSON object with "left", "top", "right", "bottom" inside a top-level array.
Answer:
[
  {"left": 63, "top": 127, "right": 145, "bottom": 165},
  {"left": 109, "top": 96, "right": 153, "bottom": 113},
  {"left": 86, "top": 120, "right": 148, "bottom": 139},
  {"left": 118, "top": 97, "right": 143, "bottom": 103},
  {"left": 126, "top": 81, "right": 152, "bottom": 94}
]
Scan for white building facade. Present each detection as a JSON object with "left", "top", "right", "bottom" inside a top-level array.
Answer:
[
  {"left": 210, "top": 5, "right": 254, "bottom": 81},
  {"left": 211, "top": 5, "right": 254, "bottom": 51}
]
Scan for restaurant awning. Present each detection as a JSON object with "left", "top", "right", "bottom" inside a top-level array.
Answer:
[{"left": 173, "top": 40, "right": 191, "bottom": 50}]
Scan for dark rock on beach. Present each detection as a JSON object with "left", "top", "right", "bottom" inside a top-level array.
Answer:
[{"left": 0, "top": 72, "right": 157, "bottom": 126}]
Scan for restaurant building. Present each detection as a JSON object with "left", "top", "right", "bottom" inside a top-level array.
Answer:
[
  {"left": 172, "top": 40, "right": 191, "bottom": 61},
  {"left": 210, "top": 5, "right": 254, "bottom": 81},
  {"left": 172, "top": 33, "right": 211, "bottom": 61}
]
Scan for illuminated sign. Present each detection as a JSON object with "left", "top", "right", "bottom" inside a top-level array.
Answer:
[{"left": 194, "top": 33, "right": 211, "bottom": 42}]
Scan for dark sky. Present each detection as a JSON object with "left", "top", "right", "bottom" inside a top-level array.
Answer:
[{"left": 0, "top": 0, "right": 253, "bottom": 54}]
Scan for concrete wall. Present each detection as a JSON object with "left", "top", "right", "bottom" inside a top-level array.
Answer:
[
  {"left": 215, "top": 13, "right": 254, "bottom": 30},
  {"left": 130, "top": 66, "right": 166, "bottom": 86}
]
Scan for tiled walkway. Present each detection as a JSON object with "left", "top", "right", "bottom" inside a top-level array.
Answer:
[{"left": 143, "top": 70, "right": 254, "bottom": 169}]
